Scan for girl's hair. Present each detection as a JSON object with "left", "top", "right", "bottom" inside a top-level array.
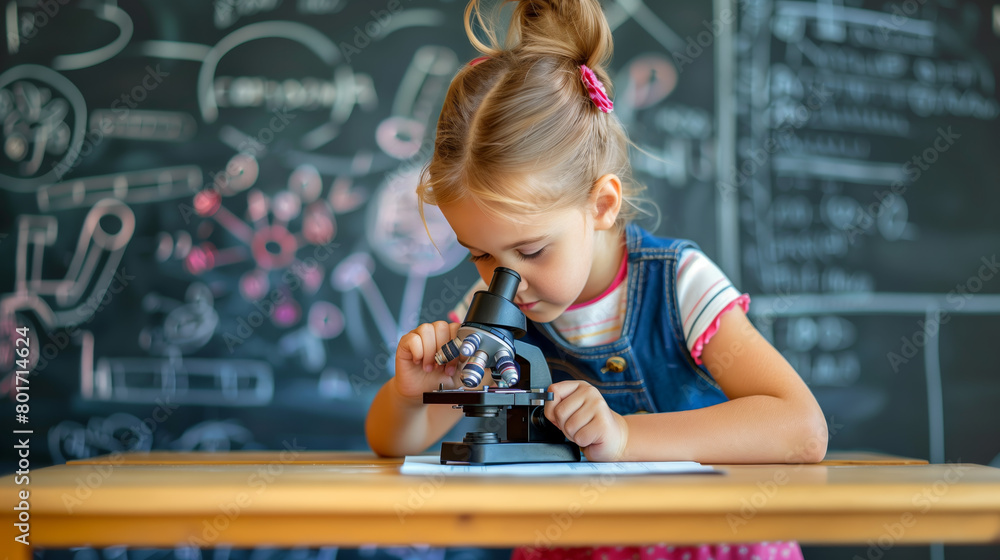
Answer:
[{"left": 417, "top": 0, "right": 645, "bottom": 230}]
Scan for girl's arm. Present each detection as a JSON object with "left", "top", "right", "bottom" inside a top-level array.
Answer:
[
  {"left": 365, "top": 376, "right": 465, "bottom": 457},
  {"left": 365, "top": 321, "right": 468, "bottom": 457},
  {"left": 620, "top": 307, "right": 828, "bottom": 463}
]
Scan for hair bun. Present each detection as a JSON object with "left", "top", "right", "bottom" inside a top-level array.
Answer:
[
  {"left": 509, "top": 0, "right": 613, "bottom": 69},
  {"left": 465, "top": 0, "right": 613, "bottom": 75},
  {"left": 424, "top": 0, "right": 640, "bottom": 237}
]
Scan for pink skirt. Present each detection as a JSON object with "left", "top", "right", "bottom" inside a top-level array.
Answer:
[{"left": 512, "top": 542, "right": 803, "bottom": 560}]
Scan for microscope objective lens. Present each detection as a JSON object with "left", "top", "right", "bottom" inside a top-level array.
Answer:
[
  {"left": 434, "top": 336, "right": 463, "bottom": 365},
  {"left": 460, "top": 350, "right": 488, "bottom": 387},
  {"left": 494, "top": 349, "right": 519, "bottom": 387},
  {"left": 459, "top": 332, "right": 482, "bottom": 357}
]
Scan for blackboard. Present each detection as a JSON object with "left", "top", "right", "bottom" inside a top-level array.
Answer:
[
  {"left": 731, "top": 0, "right": 1000, "bottom": 556},
  {"left": 733, "top": 0, "right": 1000, "bottom": 465},
  {"left": 1, "top": 0, "right": 998, "bottom": 558}
]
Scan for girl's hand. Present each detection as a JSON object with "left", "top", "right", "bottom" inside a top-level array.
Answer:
[
  {"left": 394, "top": 321, "right": 464, "bottom": 402},
  {"left": 545, "top": 380, "right": 629, "bottom": 462}
]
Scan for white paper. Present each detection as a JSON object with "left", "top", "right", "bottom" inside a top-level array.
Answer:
[{"left": 400, "top": 455, "right": 719, "bottom": 476}]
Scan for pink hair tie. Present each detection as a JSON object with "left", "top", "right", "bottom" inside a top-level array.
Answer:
[
  {"left": 580, "top": 64, "right": 613, "bottom": 113},
  {"left": 469, "top": 56, "right": 490, "bottom": 66}
]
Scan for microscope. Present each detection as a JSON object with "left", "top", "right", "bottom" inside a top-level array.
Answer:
[{"left": 423, "top": 267, "right": 581, "bottom": 464}]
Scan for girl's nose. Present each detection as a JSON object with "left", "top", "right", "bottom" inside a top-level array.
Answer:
[{"left": 515, "top": 276, "right": 528, "bottom": 295}]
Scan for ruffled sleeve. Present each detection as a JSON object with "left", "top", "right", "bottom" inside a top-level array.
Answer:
[
  {"left": 689, "top": 293, "right": 750, "bottom": 365},
  {"left": 675, "top": 248, "right": 750, "bottom": 365}
]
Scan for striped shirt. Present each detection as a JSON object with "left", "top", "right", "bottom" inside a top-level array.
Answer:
[{"left": 449, "top": 249, "right": 748, "bottom": 364}]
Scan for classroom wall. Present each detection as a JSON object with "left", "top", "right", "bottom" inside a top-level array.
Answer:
[{"left": 1, "top": 0, "right": 998, "bottom": 558}]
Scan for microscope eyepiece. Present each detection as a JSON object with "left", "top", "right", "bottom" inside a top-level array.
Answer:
[
  {"left": 463, "top": 267, "right": 526, "bottom": 338},
  {"left": 488, "top": 267, "right": 521, "bottom": 301}
]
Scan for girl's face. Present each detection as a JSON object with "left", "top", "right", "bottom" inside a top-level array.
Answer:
[{"left": 439, "top": 197, "right": 610, "bottom": 324}]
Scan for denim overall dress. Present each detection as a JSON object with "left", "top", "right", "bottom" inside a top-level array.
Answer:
[{"left": 519, "top": 224, "right": 729, "bottom": 415}]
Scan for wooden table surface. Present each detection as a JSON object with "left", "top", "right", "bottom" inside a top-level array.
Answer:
[
  {"left": 3, "top": 451, "right": 999, "bottom": 559},
  {"left": 62, "top": 450, "right": 930, "bottom": 466}
]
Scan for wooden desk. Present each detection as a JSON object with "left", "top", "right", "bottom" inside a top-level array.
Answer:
[
  {"left": 66, "top": 450, "right": 403, "bottom": 465},
  {"left": 62, "top": 450, "right": 930, "bottom": 466},
  {"left": 3, "top": 451, "right": 998, "bottom": 560}
]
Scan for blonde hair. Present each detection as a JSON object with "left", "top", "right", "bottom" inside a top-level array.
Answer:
[{"left": 417, "top": 0, "right": 645, "bottom": 230}]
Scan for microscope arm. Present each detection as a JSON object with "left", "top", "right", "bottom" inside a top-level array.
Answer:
[{"left": 513, "top": 341, "right": 552, "bottom": 390}]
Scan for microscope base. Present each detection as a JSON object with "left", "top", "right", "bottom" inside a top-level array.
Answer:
[{"left": 439, "top": 440, "right": 581, "bottom": 464}]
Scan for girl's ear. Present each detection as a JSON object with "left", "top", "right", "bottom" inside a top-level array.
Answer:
[{"left": 590, "top": 174, "right": 623, "bottom": 231}]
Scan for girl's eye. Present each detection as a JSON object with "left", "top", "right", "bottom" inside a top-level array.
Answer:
[
  {"left": 469, "top": 253, "right": 490, "bottom": 263},
  {"left": 517, "top": 247, "right": 545, "bottom": 261}
]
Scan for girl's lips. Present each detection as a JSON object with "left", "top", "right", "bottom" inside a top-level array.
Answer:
[{"left": 517, "top": 301, "right": 538, "bottom": 311}]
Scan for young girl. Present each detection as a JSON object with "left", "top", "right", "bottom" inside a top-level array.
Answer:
[{"left": 366, "top": 1, "right": 827, "bottom": 558}]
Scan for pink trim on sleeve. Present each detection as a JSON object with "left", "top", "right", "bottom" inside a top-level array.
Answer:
[{"left": 689, "top": 294, "right": 750, "bottom": 365}]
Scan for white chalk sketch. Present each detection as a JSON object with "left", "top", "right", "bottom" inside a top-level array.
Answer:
[
  {"left": 605, "top": 0, "right": 686, "bottom": 52},
  {"left": 87, "top": 109, "right": 197, "bottom": 142},
  {"left": 0, "top": 198, "right": 134, "bottom": 331},
  {"left": 48, "top": 412, "right": 153, "bottom": 463},
  {"left": 140, "top": 283, "right": 220, "bottom": 356},
  {"left": 37, "top": 165, "right": 203, "bottom": 211},
  {"left": 0, "top": 64, "right": 87, "bottom": 191},
  {"left": 84, "top": 346, "right": 275, "bottom": 406},
  {"left": 330, "top": 165, "right": 467, "bottom": 348},
  {"left": 376, "top": 46, "right": 457, "bottom": 159},
  {"left": 194, "top": 20, "right": 374, "bottom": 150},
  {"left": 5, "top": 0, "right": 132, "bottom": 68},
  {"left": 50, "top": 2, "right": 133, "bottom": 71},
  {"left": 186, "top": 155, "right": 336, "bottom": 317},
  {"left": 169, "top": 420, "right": 258, "bottom": 450}
]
